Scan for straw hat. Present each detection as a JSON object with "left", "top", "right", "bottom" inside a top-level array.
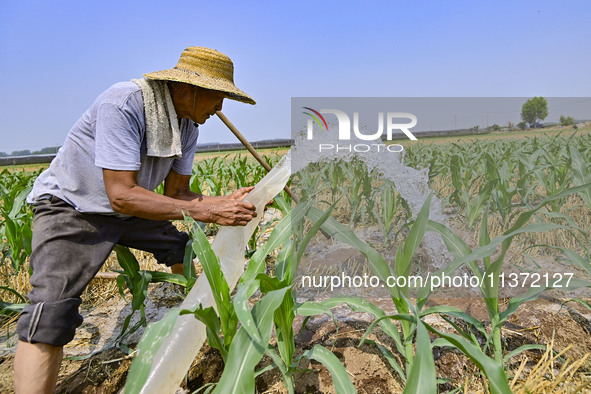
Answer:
[{"left": 144, "top": 46, "right": 255, "bottom": 105}]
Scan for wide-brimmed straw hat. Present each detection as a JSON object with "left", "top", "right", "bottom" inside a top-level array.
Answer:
[{"left": 144, "top": 46, "right": 255, "bottom": 105}]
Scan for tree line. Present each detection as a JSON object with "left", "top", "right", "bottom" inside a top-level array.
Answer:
[{"left": 0, "top": 146, "right": 60, "bottom": 158}]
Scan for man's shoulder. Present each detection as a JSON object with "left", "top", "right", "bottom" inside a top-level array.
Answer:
[{"left": 96, "top": 81, "right": 143, "bottom": 110}]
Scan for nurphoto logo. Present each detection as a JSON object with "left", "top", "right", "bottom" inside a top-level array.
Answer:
[{"left": 302, "top": 107, "right": 417, "bottom": 153}]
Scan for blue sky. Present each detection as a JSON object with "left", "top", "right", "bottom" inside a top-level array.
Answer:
[{"left": 1, "top": 1, "right": 590, "bottom": 152}]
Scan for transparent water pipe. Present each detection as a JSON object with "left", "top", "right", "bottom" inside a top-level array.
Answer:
[{"left": 137, "top": 151, "right": 291, "bottom": 394}]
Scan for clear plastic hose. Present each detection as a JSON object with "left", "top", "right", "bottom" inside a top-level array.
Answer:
[{"left": 136, "top": 151, "right": 291, "bottom": 393}]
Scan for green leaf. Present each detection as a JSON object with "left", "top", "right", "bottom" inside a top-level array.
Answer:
[
  {"left": 467, "top": 180, "right": 496, "bottom": 228},
  {"left": 364, "top": 339, "right": 406, "bottom": 383},
  {"left": 563, "top": 298, "right": 591, "bottom": 311},
  {"left": 273, "top": 194, "right": 291, "bottom": 215},
  {"left": 440, "top": 223, "right": 565, "bottom": 278},
  {"left": 232, "top": 279, "right": 266, "bottom": 345},
  {"left": 242, "top": 208, "right": 296, "bottom": 283},
  {"left": 131, "top": 271, "right": 152, "bottom": 312},
  {"left": 403, "top": 319, "right": 436, "bottom": 394},
  {"left": 8, "top": 185, "right": 32, "bottom": 219},
  {"left": 125, "top": 308, "right": 181, "bottom": 394},
  {"left": 303, "top": 345, "right": 356, "bottom": 394},
  {"left": 213, "top": 287, "right": 290, "bottom": 394},
  {"left": 426, "top": 220, "right": 472, "bottom": 259},
  {"left": 146, "top": 271, "right": 188, "bottom": 287},
  {"left": 4, "top": 217, "right": 17, "bottom": 249},
  {"left": 570, "top": 145, "right": 591, "bottom": 209},
  {"left": 0, "top": 285, "right": 27, "bottom": 303},
  {"left": 535, "top": 245, "right": 591, "bottom": 278},
  {"left": 185, "top": 304, "right": 227, "bottom": 361},
  {"left": 306, "top": 207, "right": 394, "bottom": 292},
  {"left": 0, "top": 301, "right": 26, "bottom": 316},
  {"left": 503, "top": 344, "right": 546, "bottom": 363},
  {"left": 420, "top": 305, "right": 487, "bottom": 339},
  {"left": 295, "top": 301, "right": 340, "bottom": 348},
  {"left": 423, "top": 322, "right": 512, "bottom": 394},
  {"left": 114, "top": 245, "right": 140, "bottom": 277},
  {"left": 315, "top": 297, "right": 405, "bottom": 356},
  {"left": 397, "top": 195, "right": 431, "bottom": 278},
  {"left": 189, "top": 220, "right": 236, "bottom": 343},
  {"left": 183, "top": 239, "right": 196, "bottom": 290}
]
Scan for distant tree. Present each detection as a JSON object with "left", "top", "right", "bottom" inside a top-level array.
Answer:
[
  {"left": 0, "top": 152, "right": 7, "bottom": 157},
  {"left": 32, "top": 147, "right": 59, "bottom": 155},
  {"left": 518, "top": 121, "right": 527, "bottom": 130},
  {"left": 39, "top": 146, "right": 59, "bottom": 154},
  {"left": 560, "top": 115, "right": 575, "bottom": 126},
  {"left": 10, "top": 150, "right": 31, "bottom": 156},
  {"left": 507, "top": 121, "right": 514, "bottom": 130},
  {"left": 521, "top": 97, "right": 548, "bottom": 128}
]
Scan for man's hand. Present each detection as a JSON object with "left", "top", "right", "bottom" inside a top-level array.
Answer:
[
  {"left": 226, "top": 186, "right": 254, "bottom": 201},
  {"left": 207, "top": 198, "right": 257, "bottom": 226},
  {"left": 225, "top": 186, "right": 273, "bottom": 208}
]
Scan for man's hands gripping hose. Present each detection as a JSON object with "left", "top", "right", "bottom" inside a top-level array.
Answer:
[
  {"left": 211, "top": 186, "right": 274, "bottom": 226},
  {"left": 210, "top": 186, "right": 257, "bottom": 226}
]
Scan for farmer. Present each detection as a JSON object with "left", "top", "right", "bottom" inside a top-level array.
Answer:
[{"left": 14, "top": 46, "right": 257, "bottom": 393}]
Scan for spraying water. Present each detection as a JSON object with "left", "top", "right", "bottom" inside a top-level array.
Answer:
[{"left": 291, "top": 125, "right": 451, "bottom": 270}]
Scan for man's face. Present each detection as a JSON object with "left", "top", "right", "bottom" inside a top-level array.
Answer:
[{"left": 192, "top": 86, "right": 225, "bottom": 125}]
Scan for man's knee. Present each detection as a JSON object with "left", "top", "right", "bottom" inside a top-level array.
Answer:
[{"left": 17, "top": 298, "right": 83, "bottom": 347}]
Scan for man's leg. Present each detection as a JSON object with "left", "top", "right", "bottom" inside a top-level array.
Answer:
[
  {"left": 170, "top": 262, "right": 185, "bottom": 275},
  {"left": 118, "top": 216, "right": 191, "bottom": 273},
  {"left": 15, "top": 197, "right": 121, "bottom": 393},
  {"left": 14, "top": 342, "right": 63, "bottom": 394}
]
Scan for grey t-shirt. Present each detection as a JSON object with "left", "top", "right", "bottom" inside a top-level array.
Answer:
[{"left": 27, "top": 82, "right": 199, "bottom": 216}]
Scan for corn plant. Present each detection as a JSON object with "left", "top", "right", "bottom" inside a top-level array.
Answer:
[
  {"left": 301, "top": 175, "right": 591, "bottom": 391},
  {"left": 570, "top": 145, "right": 591, "bottom": 210},
  {"left": 195, "top": 200, "right": 354, "bottom": 393},
  {"left": 298, "top": 195, "right": 440, "bottom": 392},
  {"left": 375, "top": 179, "right": 409, "bottom": 245},
  {"left": 359, "top": 165, "right": 379, "bottom": 223},
  {"left": 0, "top": 169, "right": 38, "bottom": 323},
  {"left": 414, "top": 182, "right": 591, "bottom": 391},
  {"left": 179, "top": 217, "right": 238, "bottom": 362},
  {"left": 484, "top": 153, "right": 520, "bottom": 227},
  {"left": 449, "top": 154, "right": 474, "bottom": 209},
  {"left": 112, "top": 244, "right": 194, "bottom": 349},
  {"left": 0, "top": 169, "right": 36, "bottom": 274},
  {"left": 126, "top": 200, "right": 355, "bottom": 393}
]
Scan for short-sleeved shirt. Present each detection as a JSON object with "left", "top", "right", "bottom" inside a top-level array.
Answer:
[{"left": 27, "top": 82, "right": 199, "bottom": 216}]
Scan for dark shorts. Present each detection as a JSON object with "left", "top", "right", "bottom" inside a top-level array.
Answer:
[{"left": 17, "top": 195, "right": 189, "bottom": 346}]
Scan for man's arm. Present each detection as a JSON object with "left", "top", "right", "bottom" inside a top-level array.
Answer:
[
  {"left": 163, "top": 170, "right": 253, "bottom": 202},
  {"left": 103, "top": 169, "right": 256, "bottom": 226}
]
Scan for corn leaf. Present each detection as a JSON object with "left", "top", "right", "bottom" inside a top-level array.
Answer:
[
  {"left": 397, "top": 195, "right": 432, "bottom": 278},
  {"left": 423, "top": 322, "right": 512, "bottom": 394},
  {"left": 125, "top": 308, "right": 181, "bottom": 394},
  {"left": 403, "top": 319, "right": 436, "bottom": 394},
  {"left": 303, "top": 345, "right": 356, "bottom": 394},
  {"left": 213, "top": 287, "right": 289, "bottom": 394},
  {"left": 189, "top": 221, "right": 237, "bottom": 346},
  {"left": 570, "top": 145, "right": 591, "bottom": 209}
]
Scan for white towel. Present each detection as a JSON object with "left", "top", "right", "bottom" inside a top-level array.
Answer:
[{"left": 131, "top": 78, "right": 182, "bottom": 158}]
